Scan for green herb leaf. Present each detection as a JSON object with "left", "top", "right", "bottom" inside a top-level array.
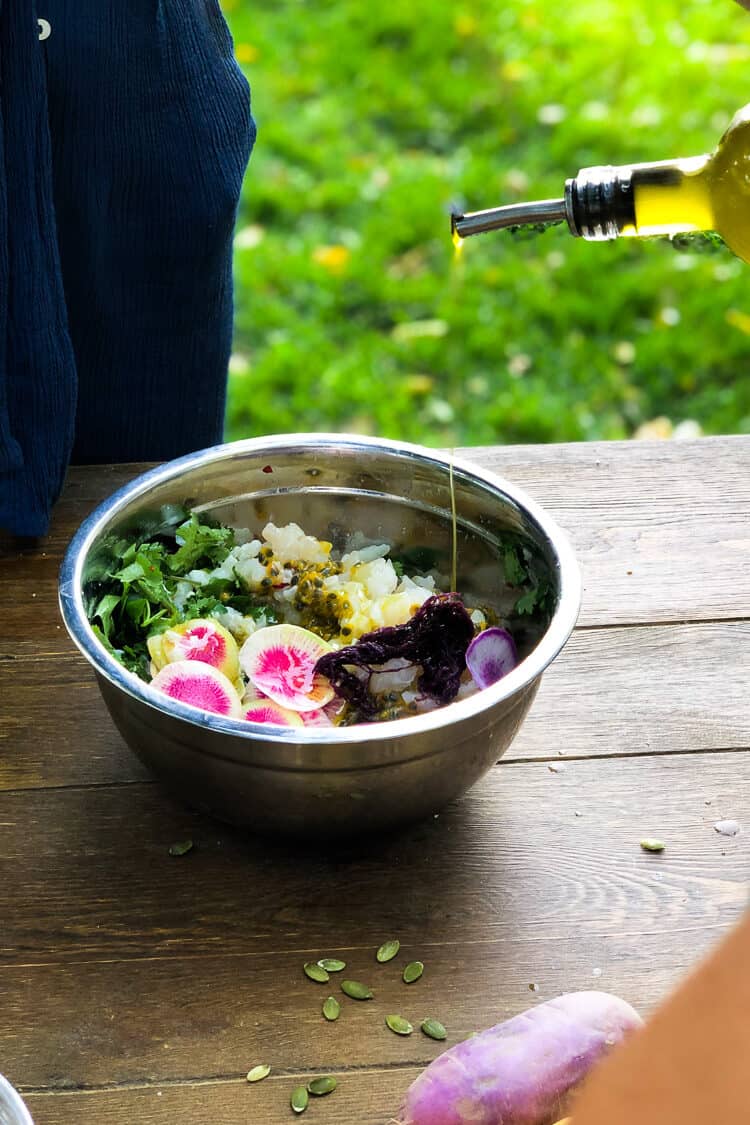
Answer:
[
  {"left": 168, "top": 515, "right": 235, "bottom": 573},
  {"left": 503, "top": 545, "right": 527, "bottom": 587},
  {"left": 92, "top": 593, "right": 122, "bottom": 639}
]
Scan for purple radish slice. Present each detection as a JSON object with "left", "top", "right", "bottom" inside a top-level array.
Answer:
[
  {"left": 147, "top": 618, "right": 240, "bottom": 681},
  {"left": 240, "top": 624, "right": 334, "bottom": 712},
  {"left": 465, "top": 626, "right": 518, "bottom": 689},
  {"left": 150, "top": 660, "right": 243, "bottom": 718},
  {"left": 243, "top": 700, "right": 304, "bottom": 727},
  {"left": 395, "top": 991, "right": 642, "bottom": 1125}
]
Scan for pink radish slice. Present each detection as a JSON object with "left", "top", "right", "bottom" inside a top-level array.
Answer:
[
  {"left": 150, "top": 661, "right": 243, "bottom": 718},
  {"left": 465, "top": 626, "right": 517, "bottom": 689},
  {"left": 240, "top": 624, "right": 334, "bottom": 712},
  {"left": 149, "top": 618, "right": 240, "bottom": 681},
  {"left": 301, "top": 708, "right": 334, "bottom": 727},
  {"left": 243, "top": 700, "right": 304, "bottom": 727}
]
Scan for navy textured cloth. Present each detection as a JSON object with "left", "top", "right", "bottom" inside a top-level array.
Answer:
[{"left": 0, "top": 0, "right": 255, "bottom": 536}]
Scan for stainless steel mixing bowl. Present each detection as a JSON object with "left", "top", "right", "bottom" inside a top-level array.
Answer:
[
  {"left": 59, "top": 434, "right": 580, "bottom": 837},
  {"left": 0, "top": 1076, "right": 33, "bottom": 1125}
]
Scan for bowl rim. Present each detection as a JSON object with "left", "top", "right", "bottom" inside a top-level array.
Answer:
[
  {"left": 59, "top": 433, "right": 581, "bottom": 749},
  {"left": 0, "top": 1074, "right": 34, "bottom": 1125}
]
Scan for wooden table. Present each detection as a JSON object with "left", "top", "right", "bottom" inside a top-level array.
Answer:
[{"left": 1, "top": 436, "right": 748, "bottom": 1125}]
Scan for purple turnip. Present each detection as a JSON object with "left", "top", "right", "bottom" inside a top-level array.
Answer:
[{"left": 394, "top": 991, "right": 642, "bottom": 1125}]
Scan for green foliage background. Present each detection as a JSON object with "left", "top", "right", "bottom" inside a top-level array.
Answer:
[{"left": 223, "top": 0, "right": 750, "bottom": 446}]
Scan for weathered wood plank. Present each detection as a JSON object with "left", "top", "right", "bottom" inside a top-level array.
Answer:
[
  {"left": 3, "top": 621, "right": 748, "bottom": 791},
  {"left": 464, "top": 435, "right": 750, "bottom": 627},
  {"left": 4, "top": 923, "right": 728, "bottom": 1100},
  {"left": 1, "top": 753, "right": 745, "bottom": 968},
  {"left": 2, "top": 437, "right": 749, "bottom": 635},
  {"left": 16, "top": 1068, "right": 414, "bottom": 1125}
]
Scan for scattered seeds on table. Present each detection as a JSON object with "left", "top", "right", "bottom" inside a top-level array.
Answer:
[
  {"left": 291, "top": 1086, "right": 309, "bottom": 1114},
  {"left": 307, "top": 1076, "right": 337, "bottom": 1096},
  {"left": 376, "top": 939, "right": 400, "bottom": 963},
  {"left": 341, "top": 979, "right": 374, "bottom": 1000},
  {"left": 403, "top": 960, "right": 424, "bottom": 983},
  {"left": 386, "top": 1014, "right": 414, "bottom": 1036},
  {"left": 168, "top": 839, "right": 193, "bottom": 856},
  {"left": 304, "top": 961, "right": 330, "bottom": 983},
  {"left": 420, "top": 1018, "right": 447, "bottom": 1041},
  {"left": 322, "top": 996, "right": 341, "bottom": 1021},
  {"left": 246, "top": 1064, "right": 271, "bottom": 1083},
  {"left": 639, "top": 838, "right": 665, "bottom": 853},
  {"left": 318, "top": 958, "right": 346, "bottom": 972}
]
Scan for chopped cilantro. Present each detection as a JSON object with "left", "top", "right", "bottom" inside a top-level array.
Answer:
[
  {"left": 168, "top": 515, "right": 235, "bottom": 573},
  {"left": 503, "top": 545, "right": 527, "bottom": 587},
  {"left": 83, "top": 513, "right": 245, "bottom": 679}
]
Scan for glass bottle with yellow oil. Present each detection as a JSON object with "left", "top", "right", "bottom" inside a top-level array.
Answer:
[{"left": 452, "top": 103, "right": 750, "bottom": 262}]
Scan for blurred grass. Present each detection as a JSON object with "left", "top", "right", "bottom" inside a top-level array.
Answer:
[{"left": 222, "top": 0, "right": 750, "bottom": 446}]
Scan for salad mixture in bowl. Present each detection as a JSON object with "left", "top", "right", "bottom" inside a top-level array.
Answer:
[
  {"left": 88, "top": 514, "right": 545, "bottom": 728},
  {"left": 60, "top": 434, "right": 579, "bottom": 836}
]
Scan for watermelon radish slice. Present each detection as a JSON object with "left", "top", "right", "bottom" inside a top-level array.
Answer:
[
  {"left": 465, "top": 626, "right": 518, "bottom": 689},
  {"left": 240, "top": 624, "right": 334, "bottom": 712},
  {"left": 150, "top": 660, "right": 243, "bottom": 718},
  {"left": 147, "top": 618, "right": 240, "bottom": 682},
  {"left": 243, "top": 700, "right": 305, "bottom": 727},
  {"left": 300, "top": 708, "right": 335, "bottom": 727}
]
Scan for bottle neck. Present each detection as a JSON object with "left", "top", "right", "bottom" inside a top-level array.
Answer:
[{"left": 566, "top": 156, "right": 713, "bottom": 241}]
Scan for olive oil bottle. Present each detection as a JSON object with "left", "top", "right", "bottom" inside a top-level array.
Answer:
[{"left": 452, "top": 103, "right": 750, "bottom": 262}]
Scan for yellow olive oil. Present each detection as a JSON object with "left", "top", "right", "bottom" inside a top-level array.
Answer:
[{"left": 452, "top": 102, "right": 750, "bottom": 262}]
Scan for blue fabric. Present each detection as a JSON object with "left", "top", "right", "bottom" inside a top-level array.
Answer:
[{"left": 0, "top": 1, "right": 255, "bottom": 536}]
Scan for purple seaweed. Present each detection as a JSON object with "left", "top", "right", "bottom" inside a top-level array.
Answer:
[{"left": 314, "top": 593, "right": 475, "bottom": 718}]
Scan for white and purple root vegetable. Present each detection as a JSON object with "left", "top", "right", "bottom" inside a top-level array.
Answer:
[{"left": 394, "top": 991, "right": 642, "bottom": 1125}]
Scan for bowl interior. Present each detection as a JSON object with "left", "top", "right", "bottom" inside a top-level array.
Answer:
[{"left": 78, "top": 439, "right": 560, "bottom": 675}]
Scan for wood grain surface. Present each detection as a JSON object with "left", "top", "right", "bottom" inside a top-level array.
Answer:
[
  {"left": 1, "top": 438, "right": 749, "bottom": 1125},
  {"left": 2, "top": 620, "right": 748, "bottom": 791}
]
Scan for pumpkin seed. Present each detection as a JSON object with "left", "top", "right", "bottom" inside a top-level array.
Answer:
[
  {"left": 640, "top": 838, "right": 666, "bottom": 853},
  {"left": 376, "top": 939, "right": 400, "bottom": 963},
  {"left": 341, "top": 979, "right": 373, "bottom": 1000},
  {"left": 307, "top": 1076, "right": 337, "bottom": 1096},
  {"left": 304, "top": 962, "right": 330, "bottom": 983},
  {"left": 420, "top": 1018, "right": 447, "bottom": 1041},
  {"left": 322, "top": 996, "right": 341, "bottom": 1021},
  {"left": 403, "top": 960, "right": 424, "bottom": 983},
  {"left": 318, "top": 958, "right": 346, "bottom": 972},
  {"left": 168, "top": 839, "right": 193, "bottom": 856},
  {"left": 291, "top": 1086, "right": 309, "bottom": 1114},
  {"left": 246, "top": 1064, "right": 271, "bottom": 1083},
  {"left": 385, "top": 1014, "right": 413, "bottom": 1036}
]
